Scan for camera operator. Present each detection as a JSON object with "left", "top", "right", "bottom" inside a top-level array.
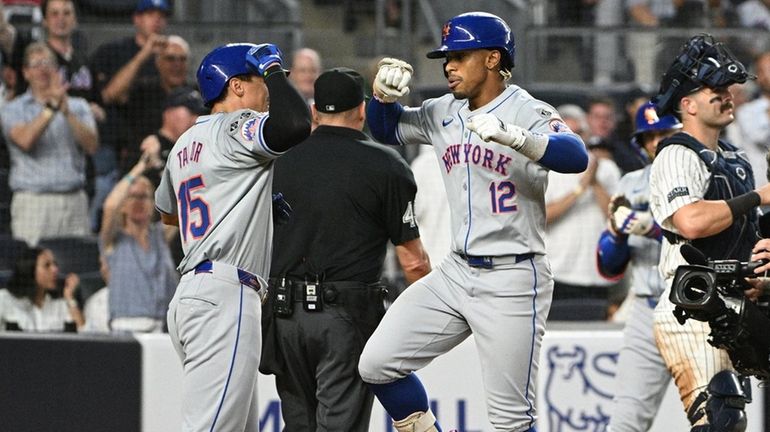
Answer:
[{"left": 649, "top": 34, "right": 770, "bottom": 432}]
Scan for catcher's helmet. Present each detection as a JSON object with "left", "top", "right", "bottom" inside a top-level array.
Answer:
[
  {"left": 426, "top": 12, "right": 515, "bottom": 70},
  {"left": 634, "top": 101, "right": 682, "bottom": 136},
  {"left": 197, "top": 43, "right": 258, "bottom": 105},
  {"left": 654, "top": 34, "right": 751, "bottom": 116}
]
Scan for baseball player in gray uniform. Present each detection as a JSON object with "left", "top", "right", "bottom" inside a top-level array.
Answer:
[
  {"left": 596, "top": 102, "right": 681, "bottom": 432},
  {"left": 357, "top": 12, "right": 588, "bottom": 432},
  {"left": 155, "top": 43, "right": 310, "bottom": 432}
]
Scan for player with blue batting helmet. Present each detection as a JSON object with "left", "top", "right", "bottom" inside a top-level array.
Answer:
[
  {"left": 197, "top": 42, "right": 286, "bottom": 106},
  {"left": 633, "top": 101, "right": 682, "bottom": 161},
  {"left": 426, "top": 12, "right": 515, "bottom": 71}
]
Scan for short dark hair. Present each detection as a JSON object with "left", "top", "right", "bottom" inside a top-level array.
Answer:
[{"left": 7, "top": 246, "right": 45, "bottom": 300}]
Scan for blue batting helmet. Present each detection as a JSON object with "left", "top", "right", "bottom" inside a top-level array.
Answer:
[
  {"left": 634, "top": 101, "right": 682, "bottom": 136},
  {"left": 426, "top": 12, "right": 515, "bottom": 70},
  {"left": 197, "top": 43, "right": 258, "bottom": 105}
]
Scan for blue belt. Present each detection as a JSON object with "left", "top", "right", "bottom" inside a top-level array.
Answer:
[
  {"left": 456, "top": 252, "right": 535, "bottom": 269},
  {"left": 194, "top": 260, "right": 262, "bottom": 291}
]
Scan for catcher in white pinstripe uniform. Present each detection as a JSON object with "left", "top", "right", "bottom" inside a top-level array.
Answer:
[
  {"left": 648, "top": 35, "right": 770, "bottom": 431},
  {"left": 597, "top": 101, "right": 681, "bottom": 432}
]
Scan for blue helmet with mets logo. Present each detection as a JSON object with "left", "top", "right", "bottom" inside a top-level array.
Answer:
[
  {"left": 426, "top": 12, "right": 515, "bottom": 70},
  {"left": 197, "top": 43, "right": 258, "bottom": 105},
  {"left": 634, "top": 101, "right": 682, "bottom": 136}
]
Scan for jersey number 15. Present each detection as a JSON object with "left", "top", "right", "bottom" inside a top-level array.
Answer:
[{"left": 178, "top": 176, "right": 211, "bottom": 242}]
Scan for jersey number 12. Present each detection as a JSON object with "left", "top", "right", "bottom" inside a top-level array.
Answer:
[{"left": 489, "top": 181, "right": 517, "bottom": 213}]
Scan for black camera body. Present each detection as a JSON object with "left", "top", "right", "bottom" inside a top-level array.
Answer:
[{"left": 670, "top": 258, "right": 770, "bottom": 379}]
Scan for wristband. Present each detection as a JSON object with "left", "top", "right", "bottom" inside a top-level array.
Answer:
[{"left": 725, "top": 191, "right": 760, "bottom": 219}]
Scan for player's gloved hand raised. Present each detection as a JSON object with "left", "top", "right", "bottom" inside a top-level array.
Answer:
[
  {"left": 373, "top": 57, "right": 413, "bottom": 103},
  {"left": 467, "top": 113, "right": 534, "bottom": 151},
  {"left": 246, "top": 43, "right": 284, "bottom": 77},
  {"left": 272, "top": 192, "right": 293, "bottom": 225},
  {"left": 612, "top": 205, "right": 655, "bottom": 237}
]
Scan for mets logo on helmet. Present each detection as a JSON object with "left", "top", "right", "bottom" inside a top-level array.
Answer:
[
  {"left": 644, "top": 106, "right": 660, "bottom": 125},
  {"left": 442, "top": 23, "right": 451, "bottom": 41}
]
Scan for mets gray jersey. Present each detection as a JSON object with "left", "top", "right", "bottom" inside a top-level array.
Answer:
[
  {"left": 395, "top": 85, "right": 561, "bottom": 256},
  {"left": 360, "top": 85, "right": 569, "bottom": 431},
  {"left": 156, "top": 110, "right": 280, "bottom": 278},
  {"left": 619, "top": 166, "right": 666, "bottom": 297},
  {"left": 609, "top": 165, "right": 670, "bottom": 432}
]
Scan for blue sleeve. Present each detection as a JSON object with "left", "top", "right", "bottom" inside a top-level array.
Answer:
[
  {"left": 596, "top": 229, "right": 631, "bottom": 279},
  {"left": 367, "top": 98, "right": 404, "bottom": 145},
  {"left": 538, "top": 133, "right": 589, "bottom": 173}
]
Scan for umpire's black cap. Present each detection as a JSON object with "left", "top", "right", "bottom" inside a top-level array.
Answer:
[{"left": 314, "top": 67, "right": 365, "bottom": 114}]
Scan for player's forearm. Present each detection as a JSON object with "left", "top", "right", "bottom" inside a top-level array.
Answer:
[
  {"left": 367, "top": 98, "right": 404, "bottom": 145},
  {"left": 262, "top": 67, "right": 311, "bottom": 152},
  {"left": 396, "top": 239, "right": 431, "bottom": 284},
  {"left": 671, "top": 200, "right": 736, "bottom": 239}
]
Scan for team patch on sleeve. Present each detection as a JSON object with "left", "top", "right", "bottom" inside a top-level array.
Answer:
[
  {"left": 667, "top": 186, "right": 689, "bottom": 203},
  {"left": 548, "top": 118, "right": 571, "bottom": 133},
  {"left": 241, "top": 117, "right": 259, "bottom": 142}
]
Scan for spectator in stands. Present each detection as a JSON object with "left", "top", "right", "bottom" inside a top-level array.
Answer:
[
  {"left": 546, "top": 104, "right": 621, "bottom": 318},
  {"left": 82, "top": 255, "right": 110, "bottom": 333},
  {"left": 735, "top": 51, "right": 770, "bottom": 187},
  {"left": 0, "top": 245, "right": 84, "bottom": 332},
  {"left": 289, "top": 47, "right": 322, "bottom": 105},
  {"left": 0, "top": 3, "right": 17, "bottom": 105},
  {"left": 139, "top": 85, "right": 207, "bottom": 188},
  {"left": 587, "top": 95, "right": 645, "bottom": 173},
  {"left": 122, "top": 34, "right": 192, "bottom": 170},
  {"left": 87, "top": 0, "right": 170, "bottom": 233},
  {"left": 736, "top": 0, "right": 770, "bottom": 54},
  {"left": 99, "top": 151, "right": 177, "bottom": 333},
  {"left": 556, "top": 103, "right": 590, "bottom": 141},
  {"left": 0, "top": 42, "right": 97, "bottom": 246},
  {"left": 42, "top": 0, "right": 95, "bottom": 103},
  {"left": 733, "top": 51, "right": 770, "bottom": 187}
]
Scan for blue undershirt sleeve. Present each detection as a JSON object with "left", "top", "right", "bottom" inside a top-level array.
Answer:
[
  {"left": 538, "top": 133, "right": 588, "bottom": 173},
  {"left": 596, "top": 229, "right": 631, "bottom": 279},
  {"left": 367, "top": 98, "right": 404, "bottom": 145}
]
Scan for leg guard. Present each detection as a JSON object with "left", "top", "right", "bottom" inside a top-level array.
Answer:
[
  {"left": 687, "top": 370, "right": 750, "bottom": 432},
  {"left": 393, "top": 410, "right": 439, "bottom": 432}
]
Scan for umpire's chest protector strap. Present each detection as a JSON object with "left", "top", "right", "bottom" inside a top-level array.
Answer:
[{"left": 657, "top": 133, "right": 759, "bottom": 261}]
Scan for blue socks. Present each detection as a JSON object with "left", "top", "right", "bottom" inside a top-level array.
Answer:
[{"left": 368, "top": 374, "right": 442, "bottom": 431}]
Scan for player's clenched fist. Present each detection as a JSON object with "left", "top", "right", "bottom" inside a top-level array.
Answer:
[
  {"left": 467, "top": 113, "right": 530, "bottom": 150},
  {"left": 373, "top": 57, "right": 413, "bottom": 103},
  {"left": 246, "top": 43, "right": 284, "bottom": 76}
]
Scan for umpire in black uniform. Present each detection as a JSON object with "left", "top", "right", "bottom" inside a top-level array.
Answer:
[{"left": 262, "top": 67, "right": 431, "bottom": 431}]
